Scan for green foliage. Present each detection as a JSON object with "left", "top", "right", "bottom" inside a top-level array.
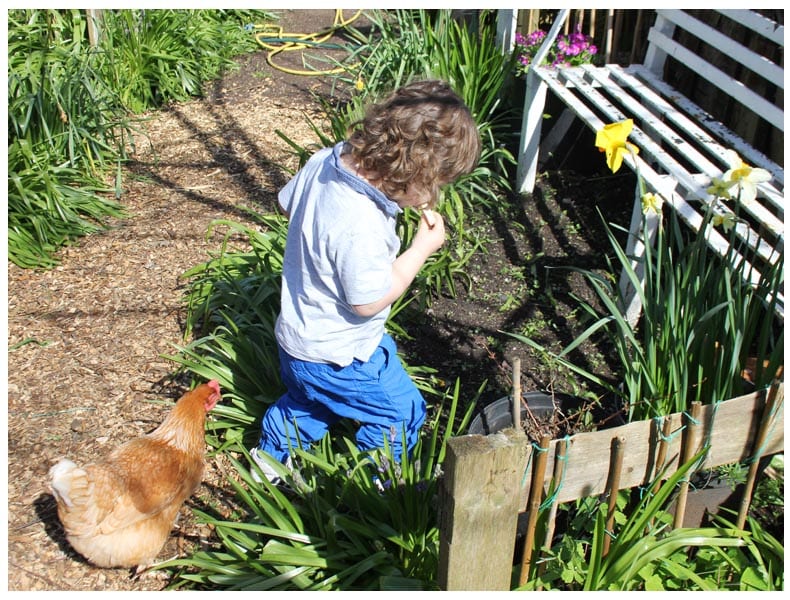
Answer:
[
  {"left": 691, "top": 512, "right": 784, "bottom": 591},
  {"left": 7, "top": 9, "right": 132, "bottom": 268},
  {"left": 520, "top": 450, "right": 783, "bottom": 591},
  {"left": 7, "top": 159, "right": 125, "bottom": 269},
  {"left": 157, "top": 380, "right": 480, "bottom": 590},
  {"left": 7, "top": 8, "right": 273, "bottom": 268},
  {"left": 163, "top": 214, "right": 288, "bottom": 449},
  {"left": 98, "top": 9, "right": 271, "bottom": 113},
  {"left": 508, "top": 199, "right": 783, "bottom": 421},
  {"left": 7, "top": 10, "right": 133, "bottom": 171}
]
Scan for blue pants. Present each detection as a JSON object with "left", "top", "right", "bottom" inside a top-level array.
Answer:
[{"left": 258, "top": 333, "right": 426, "bottom": 464}]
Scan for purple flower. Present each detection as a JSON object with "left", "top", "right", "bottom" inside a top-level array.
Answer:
[
  {"left": 514, "top": 27, "right": 596, "bottom": 75},
  {"left": 527, "top": 29, "right": 547, "bottom": 46}
]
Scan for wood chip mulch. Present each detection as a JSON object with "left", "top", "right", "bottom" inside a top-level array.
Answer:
[{"left": 6, "top": 9, "right": 354, "bottom": 590}]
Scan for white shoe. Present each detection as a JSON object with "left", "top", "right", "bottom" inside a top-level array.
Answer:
[{"left": 249, "top": 447, "right": 292, "bottom": 485}]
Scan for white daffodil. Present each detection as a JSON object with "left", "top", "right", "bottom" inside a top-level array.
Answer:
[
  {"left": 712, "top": 210, "right": 737, "bottom": 232},
  {"left": 641, "top": 192, "right": 664, "bottom": 215},
  {"left": 721, "top": 149, "right": 771, "bottom": 204},
  {"left": 706, "top": 176, "right": 737, "bottom": 200}
]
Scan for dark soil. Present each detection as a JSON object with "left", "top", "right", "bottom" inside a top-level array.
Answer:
[{"left": 400, "top": 164, "right": 635, "bottom": 411}]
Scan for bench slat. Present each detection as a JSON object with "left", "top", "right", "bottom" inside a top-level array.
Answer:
[
  {"left": 540, "top": 67, "right": 782, "bottom": 266},
  {"left": 623, "top": 65, "right": 785, "bottom": 193},
  {"left": 579, "top": 65, "right": 720, "bottom": 177},
  {"left": 647, "top": 27, "right": 784, "bottom": 131},
  {"left": 613, "top": 64, "right": 785, "bottom": 191},
  {"left": 657, "top": 9, "right": 784, "bottom": 89},
  {"left": 706, "top": 9, "right": 784, "bottom": 46},
  {"left": 554, "top": 68, "right": 707, "bottom": 197},
  {"left": 579, "top": 65, "right": 784, "bottom": 247}
]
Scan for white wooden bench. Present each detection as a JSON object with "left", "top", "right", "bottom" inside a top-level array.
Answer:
[{"left": 510, "top": 9, "right": 784, "bottom": 322}]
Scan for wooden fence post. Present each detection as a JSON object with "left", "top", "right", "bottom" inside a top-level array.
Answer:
[{"left": 438, "top": 428, "right": 528, "bottom": 590}]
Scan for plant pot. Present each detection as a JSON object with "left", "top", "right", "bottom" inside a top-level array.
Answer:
[
  {"left": 468, "top": 391, "right": 582, "bottom": 438},
  {"left": 677, "top": 473, "right": 738, "bottom": 528}
]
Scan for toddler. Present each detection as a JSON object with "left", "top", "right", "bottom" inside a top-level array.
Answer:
[{"left": 251, "top": 79, "right": 481, "bottom": 483}]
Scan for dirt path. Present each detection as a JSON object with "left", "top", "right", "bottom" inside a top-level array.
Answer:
[{"left": 5, "top": 10, "right": 359, "bottom": 591}]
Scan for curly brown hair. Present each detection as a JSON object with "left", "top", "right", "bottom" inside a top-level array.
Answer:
[{"left": 346, "top": 79, "right": 481, "bottom": 208}]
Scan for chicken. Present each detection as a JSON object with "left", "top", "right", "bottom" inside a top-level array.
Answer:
[{"left": 48, "top": 380, "right": 221, "bottom": 569}]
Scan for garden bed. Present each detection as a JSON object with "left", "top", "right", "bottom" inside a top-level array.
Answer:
[{"left": 4, "top": 9, "right": 698, "bottom": 591}]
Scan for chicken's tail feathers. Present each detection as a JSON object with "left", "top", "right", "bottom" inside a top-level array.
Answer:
[{"left": 49, "top": 458, "right": 82, "bottom": 507}]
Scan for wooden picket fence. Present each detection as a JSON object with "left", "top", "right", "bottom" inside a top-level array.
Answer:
[{"left": 437, "top": 382, "right": 784, "bottom": 590}]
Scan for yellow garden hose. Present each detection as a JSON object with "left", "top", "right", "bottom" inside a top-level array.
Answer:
[{"left": 254, "top": 9, "right": 362, "bottom": 77}]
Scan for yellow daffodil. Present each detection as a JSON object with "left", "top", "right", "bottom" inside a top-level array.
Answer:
[
  {"left": 706, "top": 176, "right": 737, "bottom": 200},
  {"left": 355, "top": 77, "right": 365, "bottom": 92},
  {"left": 595, "top": 119, "right": 639, "bottom": 174},
  {"left": 641, "top": 192, "right": 664, "bottom": 215},
  {"left": 721, "top": 149, "right": 771, "bottom": 204}
]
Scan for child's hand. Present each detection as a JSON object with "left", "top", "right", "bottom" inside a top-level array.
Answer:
[{"left": 414, "top": 209, "right": 446, "bottom": 255}]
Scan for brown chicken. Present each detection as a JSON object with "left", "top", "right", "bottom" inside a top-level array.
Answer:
[{"left": 48, "top": 380, "right": 221, "bottom": 569}]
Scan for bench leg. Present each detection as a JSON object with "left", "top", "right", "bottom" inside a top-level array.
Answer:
[
  {"left": 516, "top": 71, "right": 549, "bottom": 194},
  {"left": 538, "top": 108, "right": 577, "bottom": 166}
]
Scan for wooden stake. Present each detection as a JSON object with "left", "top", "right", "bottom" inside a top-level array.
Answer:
[
  {"left": 589, "top": 9, "right": 597, "bottom": 39},
  {"left": 438, "top": 431, "right": 529, "bottom": 590},
  {"left": 518, "top": 434, "right": 551, "bottom": 587},
  {"left": 736, "top": 382, "right": 783, "bottom": 528},
  {"left": 629, "top": 10, "right": 646, "bottom": 63},
  {"left": 603, "top": 9, "right": 615, "bottom": 63},
  {"left": 527, "top": 9, "right": 538, "bottom": 35},
  {"left": 537, "top": 438, "right": 568, "bottom": 586},
  {"left": 673, "top": 401, "right": 703, "bottom": 529},
  {"left": 512, "top": 358, "right": 522, "bottom": 432},
  {"left": 647, "top": 416, "right": 674, "bottom": 533},
  {"left": 652, "top": 416, "right": 674, "bottom": 493},
  {"left": 602, "top": 436, "right": 625, "bottom": 557}
]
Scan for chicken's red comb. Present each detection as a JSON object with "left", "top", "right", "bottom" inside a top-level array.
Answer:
[{"left": 207, "top": 380, "right": 220, "bottom": 394}]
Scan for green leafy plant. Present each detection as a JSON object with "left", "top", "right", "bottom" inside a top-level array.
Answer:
[
  {"left": 508, "top": 121, "right": 783, "bottom": 421},
  {"left": 521, "top": 449, "right": 781, "bottom": 591},
  {"left": 7, "top": 9, "right": 274, "bottom": 268},
  {"left": 690, "top": 511, "right": 784, "bottom": 591},
  {"left": 163, "top": 213, "right": 288, "bottom": 449},
  {"left": 7, "top": 9, "right": 133, "bottom": 268},
  {"left": 98, "top": 9, "right": 272, "bottom": 113},
  {"left": 157, "top": 379, "right": 480, "bottom": 590}
]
